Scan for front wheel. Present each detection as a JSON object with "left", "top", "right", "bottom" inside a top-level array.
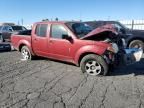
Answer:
[
  {"left": 21, "top": 46, "right": 32, "bottom": 61},
  {"left": 80, "top": 54, "right": 108, "bottom": 76}
]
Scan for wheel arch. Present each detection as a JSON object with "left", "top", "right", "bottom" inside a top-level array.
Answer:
[
  {"left": 127, "top": 37, "right": 144, "bottom": 47},
  {"left": 18, "top": 41, "right": 35, "bottom": 56},
  {"left": 19, "top": 44, "right": 26, "bottom": 51},
  {"left": 74, "top": 45, "right": 107, "bottom": 66},
  {"left": 78, "top": 52, "right": 98, "bottom": 66}
]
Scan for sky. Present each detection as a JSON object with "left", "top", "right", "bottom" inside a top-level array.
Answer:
[{"left": 0, "top": 0, "right": 144, "bottom": 25}]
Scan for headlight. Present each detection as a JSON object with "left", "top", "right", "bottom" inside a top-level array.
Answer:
[{"left": 107, "top": 43, "right": 119, "bottom": 53}]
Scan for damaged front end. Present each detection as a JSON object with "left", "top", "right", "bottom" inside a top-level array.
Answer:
[
  {"left": 81, "top": 24, "right": 143, "bottom": 67},
  {"left": 104, "top": 44, "right": 143, "bottom": 67}
]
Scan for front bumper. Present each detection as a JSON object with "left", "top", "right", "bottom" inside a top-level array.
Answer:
[{"left": 104, "top": 48, "right": 143, "bottom": 67}]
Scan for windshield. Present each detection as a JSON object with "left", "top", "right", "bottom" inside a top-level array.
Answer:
[
  {"left": 66, "top": 22, "right": 93, "bottom": 38},
  {"left": 11, "top": 26, "right": 27, "bottom": 31}
]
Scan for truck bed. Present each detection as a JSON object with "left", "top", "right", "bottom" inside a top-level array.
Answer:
[
  {"left": 11, "top": 30, "right": 32, "bottom": 50},
  {"left": 11, "top": 34, "right": 31, "bottom": 50}
]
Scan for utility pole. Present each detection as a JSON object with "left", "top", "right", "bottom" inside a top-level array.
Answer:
[
  {"left": 132, "top": 20, "right": 134, "bottom": 30},
  {"left": 21, "top": 18, "right": 23, "bottom": 25},
  {"left": 18, "top": 21, "right": 20, "bottom": 25},
  {"left": 79, "top": 12, "right": 82, "bottom": 21}
]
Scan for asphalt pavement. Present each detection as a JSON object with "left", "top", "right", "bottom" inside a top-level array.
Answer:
[{"left": 0, "top": 51, "right": 144, "bottom": 108}]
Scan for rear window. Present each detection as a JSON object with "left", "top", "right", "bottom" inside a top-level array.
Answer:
[{"left": 35, "top": 24, "right": 48, "bottom": 37}]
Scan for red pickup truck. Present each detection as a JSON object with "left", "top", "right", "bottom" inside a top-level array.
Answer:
[{"left": 11, "top": 21, "right": 143, "bottom": 76}]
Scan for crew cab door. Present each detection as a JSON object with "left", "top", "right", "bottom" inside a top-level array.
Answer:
[
  {"left": 48, "top": 24, "right": 73, "bottom": 61},
  {"left": 32, "top": 24, "right": 49, "bottom": 56}
]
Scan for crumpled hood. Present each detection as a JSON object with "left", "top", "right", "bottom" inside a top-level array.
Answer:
[{"left": 81, "top": 24, "right": 118, "bottom": 39}]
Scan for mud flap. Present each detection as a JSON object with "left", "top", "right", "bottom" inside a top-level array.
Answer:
[{"left": 123, "top": 48, "right": 143, "bottom": 65}]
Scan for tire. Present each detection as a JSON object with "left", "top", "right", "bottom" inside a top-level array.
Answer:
[
  {"left": 129, "top": 40, "right": 144, "bottom": 49},
  {"left": 21, "top": 46, "right": 33, "bottom": 61},
  {"left": 80, "top": 54, "right": 108, "bottom": 76}
]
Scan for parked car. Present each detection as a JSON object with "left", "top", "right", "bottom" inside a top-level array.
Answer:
[
  {"left": 0, "top": 42, "right": 11, "bottom": 51},
  {"left": 86, "top": 21, "right": 144, "bottom": 49},
  {"left": 0, "top": 25, "right": 27, "bottom": 42},
  {"left": 11, "top": 21, "right": 143, "bottom": 76}
]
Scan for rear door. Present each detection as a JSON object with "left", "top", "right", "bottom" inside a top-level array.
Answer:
[{"left": 32, "top": 24, "right": 49, "bottom": 56}]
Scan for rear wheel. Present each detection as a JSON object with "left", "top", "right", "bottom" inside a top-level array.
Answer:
[
  {"left": 21, "top": 46, "right": 32, "bottom": 61},
  {"left": 129, "top": 40, "right": 144, "bottom": 49},
  {"left": 80, "top": 54, "right": 108, "bottom": 76}
]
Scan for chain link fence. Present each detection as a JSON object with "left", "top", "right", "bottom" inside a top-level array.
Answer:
[{"left": 119, "top": 20, "right": 144, "bottom": 30}]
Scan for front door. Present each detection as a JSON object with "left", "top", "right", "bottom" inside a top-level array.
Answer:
[{"left": 48, "top": 24, "right": 73, "bottom": 61}]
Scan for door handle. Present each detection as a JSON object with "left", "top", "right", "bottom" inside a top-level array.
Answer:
[
  {"left": 34, "top": 38, "right": 38, "bottom": 41},
  {"left": 49, "top": 40, "right": 54, "bottom": 43}
]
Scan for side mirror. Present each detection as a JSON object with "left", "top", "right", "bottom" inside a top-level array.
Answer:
[{"left": 62, "top": 34, "right": 72, "bottom": 41}]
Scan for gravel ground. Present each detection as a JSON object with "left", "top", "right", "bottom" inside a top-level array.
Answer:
[{"left": 0, "top": 51, "right": 144, "bottom": 108}]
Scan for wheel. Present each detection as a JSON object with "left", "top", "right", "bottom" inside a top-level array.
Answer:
[
  {"left": 129, "top": 40, "right": 144, "bottom": 49},
  {"left": 21, "top": 46, "right": 32, "bottom": 61},
  {"left": 80, "top": 54, "right": 108, "bottom": 76}
]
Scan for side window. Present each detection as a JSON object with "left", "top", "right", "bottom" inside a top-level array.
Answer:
[
  {"left": 2, "top": 26, "right": 8, "bottom": 32},
  {"left": 2, "top": 26, "right": 12, "bottom": 32},
  {"left": 7, "top": 26, "right": 13, "bottom": 31},
  {"left": 35, "top": 24, "right": 48, "bottom": 37},
  {"left": 51, "top": 24, "right": 68, "bottom": 39}
]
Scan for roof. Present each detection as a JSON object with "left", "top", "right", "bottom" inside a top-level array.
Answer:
[
  {"left": 0, "top": 23, "right": 15, "bottom": 26},
  {"left": 34, "top": 21, "right": 82, "bottom": 24},
  {"left": 85, "top": 21, "right": 120, "bottom": 29}
]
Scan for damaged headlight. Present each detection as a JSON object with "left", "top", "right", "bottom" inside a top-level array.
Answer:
[{"left": 107, "top": 43, "right": 119, "bottom": 53}]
